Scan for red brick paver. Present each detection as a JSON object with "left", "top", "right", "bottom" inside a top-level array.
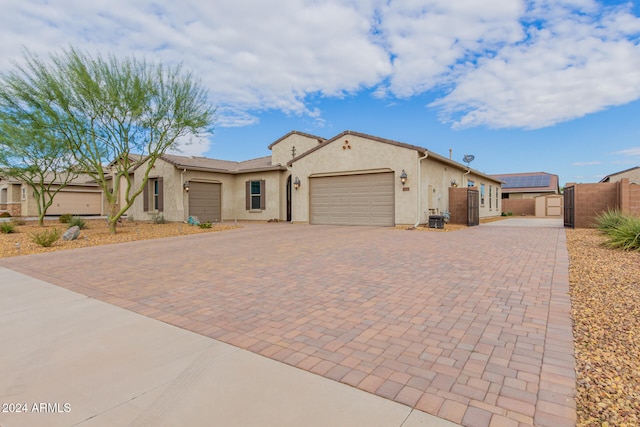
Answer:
[{"left": 1, "top": 223, "right": 576, "bottom": 426}]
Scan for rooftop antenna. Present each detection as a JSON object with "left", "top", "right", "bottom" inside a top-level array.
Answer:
[{"left": 463, "top": 154, "right": 475, "bottom": 168}]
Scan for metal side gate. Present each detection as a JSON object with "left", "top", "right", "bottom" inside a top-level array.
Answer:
[
  {"left": 467, "top": 189, "right": 479, "bottom": 226},
  {"left": 564, "top": 186, "right": 575, "bottom": 228}
]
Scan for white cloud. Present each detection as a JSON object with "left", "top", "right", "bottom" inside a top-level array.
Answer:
[
  {"left": 430, "top": 2, "right": 640, "bottom": 129},
  {"left": 1, "top": 0, "right": 640, "bottom": 137},
  {"left": 613, "top": 147, "right": 640, "bottom": 157}
]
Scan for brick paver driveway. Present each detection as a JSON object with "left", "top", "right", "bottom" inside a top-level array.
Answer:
[{"left": 1, "top": 223, "right": 576, "bottom": 427}]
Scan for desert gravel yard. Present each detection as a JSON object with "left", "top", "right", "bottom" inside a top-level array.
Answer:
[
  {"left": 0, "top": 219, "right": 239, "bottom": 258},
  {"left": 566, "top": 228, "right": 640, "bottom": 427}
]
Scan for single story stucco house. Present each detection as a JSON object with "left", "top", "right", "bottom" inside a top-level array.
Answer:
[
  {"left": 126, "top": 130, "right": 503, "bottom": 226},
  {"left": 0, "top": 173, "right": 104, "bottom": 218}
]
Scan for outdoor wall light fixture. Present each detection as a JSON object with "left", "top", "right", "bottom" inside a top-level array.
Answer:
[
  {"left": 183, "top": 181, "right": 189, "bottom": 192},
  {"left": 293, "top": 177, "right": 301, "bottom": 190},
  {"left": 451, "top": 179, "right": 458, "bottom": 187},
  {"left": 400, "top": 170, "right": 407, "bottom": 186}
]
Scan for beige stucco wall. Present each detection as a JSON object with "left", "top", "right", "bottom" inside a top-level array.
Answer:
[
  {"left": 608, "top": 169, "right": 640, "bottom": 184},
  {"left": 130, "top": 159, "right": 182, "bottom": 221},
  {"left": 233, "top": 170, "right": 284, "bottom": 221},
  {"left": 271, "top": 133, "right": 324, "bottom": 166},
  {"left": 418, "top": 159, "right": 502, "bottom": 223},
  {"left": 290, "top": 134, "right": 420, "bottom": 225},
  {"left": 462, "top": 172, "right": 502, "bottom": 219},
  {"left": 129, "top": 157, "right": 287, "bottom": 222}
]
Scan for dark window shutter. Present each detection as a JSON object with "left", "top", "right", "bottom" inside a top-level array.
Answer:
[
  {"left": 245, "top": 181, "right": 250, "bottom": 210},
  {"left": 157, "top": 177, "right": 164, "bottom": 212},
  {"left": 260, "top": 179, "right": 266, "bottom": 210},
  {"left": 143, "top": 181, "right": 149, "bottom": 212}
]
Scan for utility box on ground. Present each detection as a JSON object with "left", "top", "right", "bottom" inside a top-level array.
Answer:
[{"left": 428, "top": 215, "right": 445, "bottom": 229}]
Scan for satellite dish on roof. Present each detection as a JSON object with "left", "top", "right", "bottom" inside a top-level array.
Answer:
[{"left": 463, "top": 154, "right": 475, "bottom": 166}]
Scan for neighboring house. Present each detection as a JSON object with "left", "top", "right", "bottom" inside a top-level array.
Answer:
[
  {"left": 491, "top": 172, "right": 561, "bottom": 217},
  {"left": 0, "top": 173, "right": 103, "bottom": 217},
  {"left": 128, "top": 130, "right": 503, "bottom": 226},
  {"left": 491, "top": 172, "right": 560, "bottom": 199},
  {"left": 599, "top": 166, "right": 640, "bottom": 184}
]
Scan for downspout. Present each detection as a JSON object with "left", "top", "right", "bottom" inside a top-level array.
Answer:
[
  {"left": 463, "top": 168, "right": 471, "bottom": 186},
  {"left": 414, "top": 152, "right": 429, "bottom": 227},
  {"left": 181, "top": 169, "right": 187, "bottom": 222}
]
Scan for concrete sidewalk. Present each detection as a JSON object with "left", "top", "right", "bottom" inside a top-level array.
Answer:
[
  {"left": 480, "top": 217, "right": 564, "bottom": 228},
  {"left": 0, "top": 267, "right": 459, "bottom": 427}
]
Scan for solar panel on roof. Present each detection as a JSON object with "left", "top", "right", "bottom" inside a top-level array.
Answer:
[{"left": 502, "top": 175, "right": 551, "bottom": 189}]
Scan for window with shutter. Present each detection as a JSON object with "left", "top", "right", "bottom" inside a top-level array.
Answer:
[{"left": 246, "top": 179, "right": 266, "bottom": 210}]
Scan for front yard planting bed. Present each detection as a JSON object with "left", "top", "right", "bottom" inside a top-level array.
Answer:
[
  {"left": 0, "top": 219, "right": 239, "bottom": 258},
  {"left": 567, "top": 228, "right": 640, "bottom": 427}
]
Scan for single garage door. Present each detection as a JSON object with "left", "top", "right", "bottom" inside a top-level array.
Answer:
[
  {"left": 310, "top": 172, "right": 395, "bottom": 226},
  {"left": 49, "top": 191, "right": 102, "bottom": 215},
  {"left": 189, "top": 182, "right": 221, "bottom": 223}
]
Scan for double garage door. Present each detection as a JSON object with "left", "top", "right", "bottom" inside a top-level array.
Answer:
[
  {"left": 189, "top": 182, "right": 221, "bottom": 223},
  {"left": 310, "top": 172, "right": 394, "bottom": 226},
  {"left": 48, "top": 191, "right": 102, "bottom": 215}
]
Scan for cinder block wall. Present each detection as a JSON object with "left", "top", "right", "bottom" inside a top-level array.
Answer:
[
  {"left": 629, "top": 184, "right": 640, "bottom": 214},
  {"left": 502, "top": 199, "right": 535, "bottom": 216},
  {"left": 572, "top": 182, "right": 619, "bottom": 228}
]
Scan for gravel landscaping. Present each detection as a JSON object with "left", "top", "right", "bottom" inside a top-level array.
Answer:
[
  {"left": 566, "top": 228, "right": 640, "bottom": 427},
  {"left": 0, "top": 219, "right": 239, "bottom": 258}
]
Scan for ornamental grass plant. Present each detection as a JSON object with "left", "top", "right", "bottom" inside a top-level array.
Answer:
[{"left": 595, "top": 210, "right": 640, "bottom": 251}]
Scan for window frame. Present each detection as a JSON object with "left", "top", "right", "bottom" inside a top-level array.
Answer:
[
  {"left": 246, "top": 179, "right": 266, "bottom": 211},
  {"left": 143, "top": 177, "right": 163, "bottom": 212}
]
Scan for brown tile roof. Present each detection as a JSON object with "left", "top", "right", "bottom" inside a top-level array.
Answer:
[{"left": 160, "top": 153, "right": 284, "bottom": 174}]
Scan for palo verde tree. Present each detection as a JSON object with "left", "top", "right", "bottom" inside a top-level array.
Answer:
[
  {"left": 1, "top": 47, "right": 214, "bottom": 233},
  {"left": 0, "top": 109, "right": 79, "bottom": 226}
]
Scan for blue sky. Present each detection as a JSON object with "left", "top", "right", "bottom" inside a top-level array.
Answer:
[{"left": 2, "top": 0, "right": 640, "bottom": 186}]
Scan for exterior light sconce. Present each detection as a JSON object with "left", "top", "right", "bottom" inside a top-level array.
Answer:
[
  {"left": 451, "top": 180, "right": 458, "bottom": 187},
  {"left": 400, "top": 170, "right": 407, "bottom": 187},
  {"left": 183, "top": 181, "right": 189, "bottom": 192},
  {"left": 293, "top": 177, "right": 301, "bottom": 190}
]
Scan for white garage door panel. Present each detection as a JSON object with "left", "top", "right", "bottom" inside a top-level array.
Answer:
[
  {"left": 49, "top": 191, "right": 102, "bottom": 215},
  {"left": 310, "top": 173, "right": 394, "bottom": 226}
]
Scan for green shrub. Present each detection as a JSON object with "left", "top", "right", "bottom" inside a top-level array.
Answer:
[
  {"left": 506, "top": 211, "right": 513, "bottom": 216},
  {"left": 59, "top": 213, "right": 73, "bottom": 223},
  {"left": 0, "top": 222, "right": 16, "bottom": 234},
  {"left": 68, "top": 217, "right": 86, "bottom": 229},
  {"left": 199, "top": 221, "right": 213, "bottom": 229},
  {"left": 150, "top": 213, "right": 166, "bottom": 224},
  {"left": 603, "top": 215, "right": 640, "bottom": 251},
  {"left": 30, "top": 228, "right": 61, "bottom": 247},
  {"left": 594, "top": 208, "right": 626, "bottom": 232}
]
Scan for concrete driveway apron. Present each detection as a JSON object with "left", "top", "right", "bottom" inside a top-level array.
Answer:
[{"left": 1, "top": 222, "right": 576, "bottom": 427}]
